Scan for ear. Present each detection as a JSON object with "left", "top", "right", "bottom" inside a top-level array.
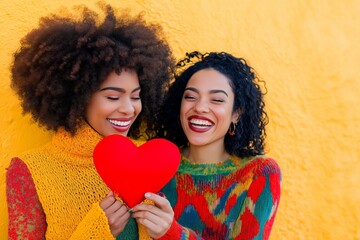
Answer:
[{"left": 231, "top": 108, "right": 241, "bottom": 123}]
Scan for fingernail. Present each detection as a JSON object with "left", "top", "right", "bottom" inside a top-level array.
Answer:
[
  {"left": 158, "top": 192, "right": 166, "bottom": 198},
  {"left": 145, "top": 192, "right": 151, "bottom": 198}
]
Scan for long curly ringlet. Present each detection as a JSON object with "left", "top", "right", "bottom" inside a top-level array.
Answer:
[
  {"left": 156, "top": 51, "right": 268, "bottom": 157},
  {"left": 11, "top": 4, "right": 175, "bottom": 139}
]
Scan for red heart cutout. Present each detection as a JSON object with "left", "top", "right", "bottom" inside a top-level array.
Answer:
[{"left": 93, "top": 135, "right": 180, "bottom": 208}]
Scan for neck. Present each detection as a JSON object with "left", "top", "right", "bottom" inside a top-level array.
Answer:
[{"left": 185, "top": 141, "right": 229, "bottom": 164}]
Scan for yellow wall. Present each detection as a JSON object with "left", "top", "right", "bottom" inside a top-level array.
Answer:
[{"left": 1, "top": 0, "right": 359, "bottom": 239}]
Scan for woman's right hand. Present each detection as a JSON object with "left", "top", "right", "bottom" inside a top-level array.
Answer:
[
  {"left": 100, "top": 191, "right": 131, "bottom": 237},
  {"left": 131, "top": 192, "right": 174, "bottom": 239}
]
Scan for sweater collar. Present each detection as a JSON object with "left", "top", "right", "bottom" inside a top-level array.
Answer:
[
  {"left": 179, "top": 154, "right": 253, "bottom": 175},
  {"left": 50, "top": 123, "right": 103, "bottom": 165}
]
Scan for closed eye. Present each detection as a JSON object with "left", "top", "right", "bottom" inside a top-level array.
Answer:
[
  {"left": 107, "top": 96, "right": 119, "bottom": 100},
  {"left": 184, "top": 95, "right": 196, "bottom": 101}
]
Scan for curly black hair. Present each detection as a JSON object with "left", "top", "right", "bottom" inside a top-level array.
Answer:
[
  {"left": 156, "top": 51, "right": 268, "bottom": 158},
  {"left": 11, "top": 4, "right": 175, "bottom": 139}
]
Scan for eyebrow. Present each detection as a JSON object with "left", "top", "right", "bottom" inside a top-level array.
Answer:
[
  {"left": 100, "top": 86, "right": 141, "bottom": 93},
  {"left": 184, "top": 87, "right": 228, "bottom": 97}
]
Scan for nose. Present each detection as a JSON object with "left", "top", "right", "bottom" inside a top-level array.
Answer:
[
  {"left": 117, "top": 98, "right": 134, "bottom": 115},
  {"left": 194, "top": 99, "right": 209, "bottom": 113}
]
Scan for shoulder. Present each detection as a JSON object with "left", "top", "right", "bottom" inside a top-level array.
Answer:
[
  {"left": 14, "top": 143, "right": 46, "bottom": 158},
  {"left": 13, "top": 144, "right": 50, "bottom": 165},
  {"left": 7, "top": 157, "right": 30, "bottom": 175},
  {"left": 243, "top": 155, "right": 281, "bottom": 178},
  {"left": 6, "top": 157, "right": 34, "bottom": 187},
  {"left": 254, "top": 156, "right": 280, "bottom": 172},
  {"left": 8, "top": 145, "right": 48, "bottom": 176}
]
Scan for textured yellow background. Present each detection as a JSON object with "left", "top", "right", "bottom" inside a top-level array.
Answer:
[{"left": 1, "top": 0, "right": 359, "bottom": 239}]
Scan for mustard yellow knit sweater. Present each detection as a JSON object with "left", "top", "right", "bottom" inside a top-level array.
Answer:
[{"left": 11, "top": 124, "right": 151, "bottom": 239}]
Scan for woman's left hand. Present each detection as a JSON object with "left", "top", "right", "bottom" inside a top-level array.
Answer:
[{"left": 131, "top": 192, "right": 174, "bottom": 239}]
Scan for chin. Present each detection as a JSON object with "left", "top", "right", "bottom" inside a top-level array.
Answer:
[{"left": 188, "top": 139, "right": 208, "bottom": 147}]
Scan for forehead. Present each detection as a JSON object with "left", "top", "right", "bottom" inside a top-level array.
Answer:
[
  {"left": 186, "top": 68, "right": 233, "bottom": 92},
  {"left": 100, "top": 70, "right": 139, "bottom": 88}
]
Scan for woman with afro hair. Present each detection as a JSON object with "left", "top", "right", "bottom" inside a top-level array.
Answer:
[
  {"left": 131, "top": 52, "right": 281, "bottom": 239},
  {"left": 6, "top": 4, "right": 175, "bottom": 240}
]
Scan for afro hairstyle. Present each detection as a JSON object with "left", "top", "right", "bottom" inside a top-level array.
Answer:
[{"left": 11, "top": 4, "right": 175, "bottom": 139}]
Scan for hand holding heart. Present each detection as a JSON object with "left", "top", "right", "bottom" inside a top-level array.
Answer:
[{"left": 93, "top": 135, "right": 180, "bottom": 208}]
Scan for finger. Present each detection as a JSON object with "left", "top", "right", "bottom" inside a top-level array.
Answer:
[
  {"left": 132, "top": 204, "right": 173, "bottom": 225},
  {"left": 136, "top": 216, "right": 160, "bottom": 232},
  {"left": 100, "top": 193, "right": 116, "bottom": 210},
  {"left": 114, "top": 204, "right": 129, "bottom": 217},
  {"left": 108, "top": 205, "right": 130, "bottom": 225},
  {"left": 131, "top": 201, "right": 169, "bottom": 217},
  {"left": 106, "top": 200, "right": 124, "bottom": 214},
  {"left": 144, "top": 192, "right": 171, "bottom": 211},
  {"left": 131, "top": 203, "right": 161, "bottom": 216},
  {"left": 157, "top": 192, "right": 166, "bottom": 198},
  {"left": 135, "top": 214, "right": 171, "bottom": 238},
  {"left": 133, "top": 209, "right": 164, "bottom": 226}
]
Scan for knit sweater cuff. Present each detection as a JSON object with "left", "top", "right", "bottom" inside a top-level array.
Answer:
[
  {"left": 69, "top": 202, "right": 115, "bottom": 240},
  {"left": 155, "top": 218, "right": 182, "bottom": 240}
]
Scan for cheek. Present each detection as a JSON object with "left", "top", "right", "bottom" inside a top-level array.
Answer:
[
  {"left": 84, "top": 100, "right": 97, "bottom": 122},
  {"left": 180, "top": 100, "right": 190, "bottom": 115},
  {"left": 86, "top": 98, "right": 115, "bottom": 121},
  {"left": 216, "top": 108, "right": 233, "bottom": 123}
]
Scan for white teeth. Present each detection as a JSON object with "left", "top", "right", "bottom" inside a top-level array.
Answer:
[
  {"left": 108, "top": 119, "right": 131, "bottom": 126},
  {"left": 189, "top": 119, "right": 212, "bottom": 126}
]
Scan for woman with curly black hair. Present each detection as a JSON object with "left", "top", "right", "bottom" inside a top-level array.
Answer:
[
  {"left": 131, "top": 52, "right": 281, "bottom": 239},
  {"left": 6, "top": 4, "right": 174, "bottom": 239}
]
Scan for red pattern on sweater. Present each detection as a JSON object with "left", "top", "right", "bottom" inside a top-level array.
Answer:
[
  {"left": 6, "top": 158, "right": 47, "bottom": 239},
  {"left": 174, "top": 175, "right": 224, "bottom": 230},
  {"left": 236, "top": 208, "right": 260, "bottom": 240},
  {"left": 247, "top": 175, "right": 266, "bottom": 202},
  {"left": 225, "top": 195, "right": 237, "bottom": 215},
  {"left": 157, "top": 156, "right": 281, "bottom": 240}
]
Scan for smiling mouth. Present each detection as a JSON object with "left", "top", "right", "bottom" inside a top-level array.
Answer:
[
  {"left": 189, "top": 118, "right": 213, "bottom": 128},
  {"left": 107, "top": 119, "right": 131, "bottom": 127}
]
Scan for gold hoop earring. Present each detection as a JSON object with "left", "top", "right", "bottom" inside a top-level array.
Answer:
[{"left": 228, "top": 122, "right": 236, "bottom": 136}]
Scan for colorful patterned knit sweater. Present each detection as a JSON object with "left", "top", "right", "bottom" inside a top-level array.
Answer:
[
  {"left": 158, "top": 155, "right": 281, "bottom": 240},
  {"left": 6, "top": 124, "right": 150, "bottom": 240}
]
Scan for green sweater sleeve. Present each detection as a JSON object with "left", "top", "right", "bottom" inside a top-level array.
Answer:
[{"left": 236, "top": 166, "right": 281, "bottom": 240}]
